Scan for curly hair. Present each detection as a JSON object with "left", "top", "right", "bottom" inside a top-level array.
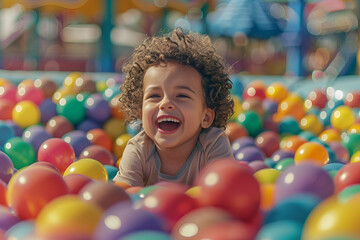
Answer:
[{"left": 119, "top": 28, "right": 234, "bottom": 129}]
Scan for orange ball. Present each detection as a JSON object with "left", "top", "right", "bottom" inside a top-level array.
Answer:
[
  {"left": 280, "top": 135, "right": 307, "bottom": 153},
  {"left": 86, "top": 128, "right": 113, "bottom": 152},
  {"left": 266, "top": 82, "right": 288, "bottom": 103},
  {"left": 318, "top": 128, "right": 341, "bottom": 143},
  {"left": 274, "top": 93, "right": 305, "bottom": 122},
  {"left": 260, "top": 183, "right": 275, "bottom": 211},
  {"left": 294, "top": 142, "right": 329, "bottom": 166},
  {"left": 225, "top": 121, "right": 248, "bottom": 143}
]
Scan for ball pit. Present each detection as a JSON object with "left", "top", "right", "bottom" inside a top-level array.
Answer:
[{"left": 1, "top": 73, "right": 360, "bottom": 239}]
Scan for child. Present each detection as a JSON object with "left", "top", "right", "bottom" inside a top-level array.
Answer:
[{"left": 113, "top": 28, "right": 234, "bottom": 187}]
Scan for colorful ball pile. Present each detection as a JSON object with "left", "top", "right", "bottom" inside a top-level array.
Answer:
[{"left": 1, "top": 73, "right": 360, "bottom": 239}]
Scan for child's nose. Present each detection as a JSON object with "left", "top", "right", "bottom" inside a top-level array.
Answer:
[{"left": 159, "top": 96, "right": 174, "bottom": 110}]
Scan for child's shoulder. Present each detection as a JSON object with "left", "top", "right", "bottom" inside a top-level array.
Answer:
[{"left": 199, "top": 127, "right": 228, "bottom": 145}]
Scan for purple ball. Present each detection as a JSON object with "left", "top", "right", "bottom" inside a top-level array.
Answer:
[
  {"left": 39, "top": 98, "right": 57, "bottom": 124},
  {"left": 62, "top": 130, "right": 92, "bottom": 157},
  {"left": 0, "top": 151, "right": 14, "bottom": 183},
  {"left": 248, "top": 160, "right": 269, "bottom": 172},
  {"left": 77, "top": 119, "right": 101, "bottom": 132},
  {"left": 275, "top": 163, "right": 334, "bottom": 202},
  {"left": 85, "top": 94, "right": 111, "bottom": 123},
  {"left": 0, "top": 206, "right": 20, "bottom": 231},
  {"left": 93, "top": 201, "right": 165, "bottom": 240},
  {"left": 4, "top": 120, "right": 22, "bottom": 137},
  {"left": 231, "top": 136, "right": 256, "bottom": 155},
  {"left": 234, "top": 146, "right": 266, "bottom": 163},
  {"left": 22, "top": 125, "right": 51, "bottom": 153},
  {"left": 271, "top": 150, "right": 295, "bottom": 164},
  {"left": 262, "top": 99, "right": 278, "bottom": 116}
]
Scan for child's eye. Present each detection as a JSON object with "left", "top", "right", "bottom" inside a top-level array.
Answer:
[
  {"left": 148, "top": 94, "right": 160, "bottom": 98},
  {"left": 177, "top": 94, "right": 190, "bottom": 98}
]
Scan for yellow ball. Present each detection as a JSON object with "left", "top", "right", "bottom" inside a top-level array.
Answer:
[
  {"left": 350, "top": 150, "right": 360, "bottom": 163},
  {"left": 299, "top": 114, "right": 323, "bottom": 135},
  {"left": 265, "top": 82, "right": 288, "bottom": 103},
  {"left": 254, "top": 168, "right": 281, "bottom": 184},
  {"left": 229, "top": 96, "right": 243, "bottom": 121},
  {"left": 103, "top": 118, "right": 127, "bottom": 140},
  {"left": 63, "top": 158, "right": 108, "bottom": 182},
  {"left": 63, "top": 72, "right": 82, "bottom": 89},
  {"left": 12, "top": 100, "right": 40, "bottom": 128},
  {"left": 303, "top": 195, "right": 360, "bottom": 240},
  {"left": 318, "top": 128, "right": 341, "bottom": 143},
  {"left": 186, "top": 186, "right": 201, "bottom": 199},
  {"left": 331, "top": 105, "right": 355, "bottom": 131},
  {"left": 52, "top": 86, "right": 73, "bottom": 104},
  {"left": 36, "top": 195, "right": 103, "bottom": 240},
  {"left": 96, "top": 80, "right": 108, "bottom": 93},
  {"left": 347, "top": 123, "right": 360, "bottom": 134},
  {"left": 113, "top": 133, "right": 132, "bottom": 159}
]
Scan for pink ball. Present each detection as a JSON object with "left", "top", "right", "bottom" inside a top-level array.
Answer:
[
  {"left": 38, "top": 138, "right": 75, "bottom": 174},
  {"left": 16, "top": 85, "right": 45, "bottom": 105},
  {"left": 79, "top": 145, "right": 114, "bottom": 166}
]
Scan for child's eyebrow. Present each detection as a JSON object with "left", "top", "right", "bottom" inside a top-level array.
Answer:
[{"left": 175, "top": 86, "right": 196, "bottom": 94}]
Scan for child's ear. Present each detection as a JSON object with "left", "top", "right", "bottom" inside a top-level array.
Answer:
[{"left": 201, "top": 108, "right": 215, "bottom": 129}]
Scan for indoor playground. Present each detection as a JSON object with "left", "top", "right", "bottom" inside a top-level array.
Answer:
[{"left": 0, "top": 0, "right": 360, "bottom": 239}]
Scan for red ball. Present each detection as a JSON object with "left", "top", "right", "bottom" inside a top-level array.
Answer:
[
  {"left": 306, "top": 89, "right": 327, "bottom": 109},
  {"left": 344, "top": 91, "right": 360, "bottom": 108},
  {"left": 45, "top": 115, "right": 74, "bottom": 138},
  {"left": 79, "top": 145, "right": 114, "bottom": 166},
  {"left": 195, "top": 158, "right": 260, "bottom": 221},
  {"left": 255, "top": 130, "right": 280, "bottom": 157},
  {"left": 334, "top": 162, "right": 360, "bottom": 193},
  {"left": 63, "top": 173, "right": 93, "bottom": 194},
  {"left": 242, "top": 84, "right": 266, "bottom": 101},
  {"left": 0, "top": 180, "right": 7, "bottom": 207},
  {"left": 38, "top": 138, "right": 75, "bottom": 174},
  {"left": 225, "top": 122, "right": 248, "bottom": 143},
  {"left": 140, "top": 187, "right": 198, "bottom": 231},
  {"left": 196, "top": 221, "right": 258, "bottom": 240},
  {"left": 7, "top": 165, "right": 68, "bottom": 219},
  {"left": 86, "top": 128, "right": 113, "bottom": 152}
]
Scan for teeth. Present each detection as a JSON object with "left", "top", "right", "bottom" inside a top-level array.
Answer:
[{"left": 157, "top": 118, "right": 180, "bottom": 123}]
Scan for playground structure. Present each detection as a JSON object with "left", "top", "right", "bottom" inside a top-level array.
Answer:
[{"left": 0, "top": 0, "right": 358, "bottom": 78}]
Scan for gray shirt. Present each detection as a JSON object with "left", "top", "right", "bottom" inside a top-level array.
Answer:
[{"left": 113, "top": 127, "right": 233, "bottom": 186}]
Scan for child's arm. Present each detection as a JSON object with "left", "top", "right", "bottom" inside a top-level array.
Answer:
[{"left": 204, "top": 128, "right": 234, "bottom": 162}]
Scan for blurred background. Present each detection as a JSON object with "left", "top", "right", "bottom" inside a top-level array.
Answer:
[{"left": 0, "top": 0, "right": 358, "bottom": 79}]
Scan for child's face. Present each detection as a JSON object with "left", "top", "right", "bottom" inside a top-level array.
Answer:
[{"left": 142, "top": 62, "right": 215, "bottom": 150}]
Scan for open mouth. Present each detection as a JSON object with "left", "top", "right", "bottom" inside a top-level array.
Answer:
[{"left": 156, "top": 117, "right": 181, "bottom": 132}]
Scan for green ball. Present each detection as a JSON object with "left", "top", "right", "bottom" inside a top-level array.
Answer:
[
  {"left": 56, "top": 95, "right": 86, "bottom": 125},
  {"left": 275, "top": 158, "right": 294, "bottom": 171},
  {"left": 341, "top": 133, "right": 360, "bottom": 156},
  {"left": 4, "top": 137, "right": 36, "bottom": 170},
  {"left": 338, "top": 184, "right": 360, "bottom": 203},
  {"left": 121, "top": 231, "right": 172, "bottom": 240},
  {"left": 236, "top": 110, "right": 262, "bottom": 137},
  {"left": 278, "top": 117, "right": 301, "bottom": 135}
]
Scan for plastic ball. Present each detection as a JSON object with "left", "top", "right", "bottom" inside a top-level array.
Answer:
[
  {"left": 38, "top": 98, "right": 57, "bottom": 123},
  {"left": 266, "top": 82, "right": 288, "bottom": 103},
  {"left": 229, "top": 96, "right": 243, "bottom": 121},
  {"left": 110, "top": 94, "right": 126, "bottom": 119},
  {"left": 5, "top": 220, "right": 35, "bottom": 240},
  {"left": 255, "top": 130, "right": 280, "bottom": 157},
  {"left": 294, "top": 142, "right": 329, "bottom": 166},
  {"left": 171, "top": 206, "right": 234, "bottom": 240},
  {"left": 113, "top": 133, "right": 132, "bottom": 159},
  {"left": 86, "top": 128, "right": 113, "bottom": 152},
  {"left": 0, "top": 121, "right": 15, "bottom": 151},
  {"left": 275, "top": 163, "right": 334, "bottom": 202},
  {"left": 45, "top": 115, "right": 74, "bottom": 138},
  {"left": 0, "top": 99, "right": 15, "bottom": 120},
  {"left": 140, "top": 187, "right": 198, "bottom": 231},
  {"left": 299, "top": 114, "right": 323, "bottom": 135},
  {"left": 35, "top": 195, "right": 103, "bottom": 240},
  {"left": 347, "top": 123, "right": 360, "bottom": 134},
  {"left": 64, "top": 158, "right": 108, "bottom": 182},
  {"left": 33, "top": 76, "right": 58, "bottom": 98},
  {"left": 63, "top": 173, "right": 94, "bottom": 194},
  {"left": 73, "top": 74, "right": 97, "bottom": 94},
  {"left": 248, "top": 160, "right": 269, "bottom": 172},
  {"left": 242, "top": 98, "right": 265, "bottom": 117},
  {"left": 195, "top": 158, "right": 260, "bottom": 220},
  {"left": 63, "top": 130, "right": 93, "bottom": 157},
  {"left": 341, "top": 133, "right": 360, "bottom": 156},
  {"left": 76, "top": 119, "right": 101, "bottom": 132},
  {"left": 0, "top": 180, "right": 7, "bottom": 206},
  {"left": 302, "top": 195, "right": 360, "bottom": 240},
  {"left": 4, "top": 137, "right": 36, "bottom": 170},
  {"left": 63, "top": 72, "right": 82, "bottom": 90},
  {"left": 236, "top": 110, "right": 263, "bottom": 137},
  {"left": 93, "top": 201, "right": 165, "bottom": 240},
  {"left": 334, "top": 162, "right": 360, "bottom": 193},
  {"left": 278, "top": 117, "right": 301, "bottom": 135},
  {"left": 350, "top": 150, "right": 360, "bottom": 163},
  {"left": 328, "top": 141, "right": 350, "bottom": 163},
  {"left": 280, "top": 135, "right": 307, "bottom": 153},
  {"left": 331, "top": 105, "right": 355, "bottom": 131},
  {"left": 254, "top": 168, "right": 281, "bottom": 184},
  {"left": 79, "top": 145, "right": 114, "bottom": 166},
  {"left": 344, "top": 91, "right": 360, "bottom": 108},
  {"left": 225, "top": 121, "right": 248, "bottom": 143},
  {"left": 256, "top": 220, "right": 302, "bottom": 240},
  {"left": 234, "top": 146, "right": 266, "bottom": 163},
  {"left": 56, "top": 95, "right": 86, "bottom": 125},
  {"left": 273, "top": 93, "right": 305, "bottom": 122},
  {"left": 229, "top": 74, "right": 244, "bottom": 98},
  {"left": 102, "top": 84, "right": 121, "bottom": 102},
  {"left": 231, "top": 136, "right": 256, "bottom": 154},
  {"left": 104, "top": 165, "right": 118, "bottom": 181},
  {"left": 103, "top": 117, "right": 127, "bottom": 140},
  {"left": 306, "top": 89, "right": 328, "bottom": 109},
  {"left": 12, "top": 100, "right": 40, "bottom": 128},
  {"left": 262, "top": 99, "right": 279, "bottom": 116},
  {"left": 318, "top": 128, "right": 341, "bottom": 143},
  {"left": 38, "top": 138, "right": 75, "bottom": 174},
  {"left": 16, "top": 85, "right": 44, "bottom": 105},
  {"left": 85, "top": 94, "right": 111, "bottom": 123},
  {"left": 0, "top": 84, "right": 17, "bottom": 103},
  {"left": 338, "top": 184, "right": 360, "bottom": 203},
  {"left": 79, "top": 181, "right": 130, "bottom": 210},
  {"left": 242, "top": 81, "right": 266, "bottom": 101},
  {"left": 7, "top": 165, "right": 68, "bottom": 219},
  {"left": 22, "top": 125, "right": 51, "bottom": 153},
  {"left": 0, "top": 206, "right": 20, "bottom": 231},
  {"left": 274, "top": 157, "right": 294, "bottom": 171}
]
